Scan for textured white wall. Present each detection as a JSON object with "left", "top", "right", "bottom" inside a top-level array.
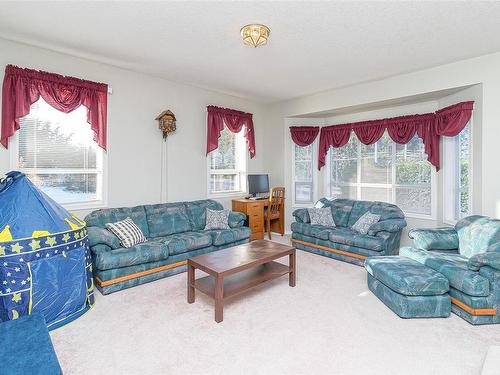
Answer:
[{"left": 0, "top": 38, "right": 271, "bottom": 218}]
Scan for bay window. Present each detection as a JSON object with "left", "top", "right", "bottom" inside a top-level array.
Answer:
[
  {"left": 443, "top": 122, "right": 472, "bottom": 223},
  {"left": 327, "top": 132, "right": 433, "bottom": 217},
  {"left": 293, "top": 143, "right": 315, "bottom": 205}
]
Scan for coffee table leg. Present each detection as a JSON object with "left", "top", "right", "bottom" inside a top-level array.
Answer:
[
  {"left": 215, "top": 275, "right": 224, "bottom": 323},
  {"left": 289, "top": 251, "right": 296, "bottom": 287},
  {"left": 187, "top": 262, "right": 195, "bottom": 303}
]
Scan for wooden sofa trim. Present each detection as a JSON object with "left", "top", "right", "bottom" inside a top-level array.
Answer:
[
  {"left": 291, "top": 239, "right": 367, "bottom": 261},
  {"left": 451, "top": 297, "right": 497, "bottom": 316},
  {"left": 95, "top": 260, "right": 188, "bottom": 287}
]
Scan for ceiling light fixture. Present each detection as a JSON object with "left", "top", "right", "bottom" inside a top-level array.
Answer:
[{"left": 240, "top": 24, "right": 270, "bottom": 48}]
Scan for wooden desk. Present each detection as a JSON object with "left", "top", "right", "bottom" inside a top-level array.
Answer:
[{"left": 232, "top": 198, "right": 285, "bottom": 241}]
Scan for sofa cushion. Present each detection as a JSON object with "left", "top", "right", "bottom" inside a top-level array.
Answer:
[
  {"left": 400, "top": 247, "right": 490, "bottom": 297},
  {"left": 160, "top": 231, "right": 213, "bottom": 255},
  {"left": 105, "top": 217, "right": 147, "bottom": 248},
  {"left": 408, "top": 227, "right": 459, "bottom": 251},
  {"left": 85, "top": 206, "right": 150, "bottom": 237},
  {"left": 204, "top": 208, "right": 230, "bottom": 230},
  {"left": 184, "top": 200, "right": 224, "bottom": 230},
  {"left": 308, "top": 207, "right": 335, "bottom": 226},
  {"left": 347, "top": 200, "right": 404, "bottom": 227},
  {"left": 228, "top": 212, "right": 246, "bottom": 228},
  {"left": 328, "top": 227, "right": 386, "bottom": 252},
  {"left": 351, "top": 212, "right": 380, "bottom": 235},
  {"left": 87, "top": 226, "right": 121, "bottom": 249},
  {"left": 290, "top": 222, "right": 333, "bottom": 241},
  {"left": 93, "top": 239, "right": 169, "bottom": 270},
  {"left": 292, "top": 208, "right": 310, "bottom": 223},
  {"left": 145, "top": 203, "right": 192, "bottom": 238},
  {"left": 455, "top": 216, "right": 500, "bottom": 258},
  {"left": 327, "top": 199, "right": 355, "bottom": 227},
  {"left": 204, "top": 227, "right": 252, "bottom": 246},
  {"left": 365, "top": 256, "right": 449, "bottom": 296}
]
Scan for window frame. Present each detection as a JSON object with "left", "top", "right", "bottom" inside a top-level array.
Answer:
[
  {"left": 9, "top": 116, "right": 108, "bottom": 212},
  {"left": 292, "top": 140, "right": 317, "bottom": 207},
  {"left": 325, "top": 133, "right": 437, "bottom": 220},
  {"left": 207, "top": 126, "right": 248, "bottom": 198},
  {"left": 442, "top": 120, "right": 473, "bottom": 225}
]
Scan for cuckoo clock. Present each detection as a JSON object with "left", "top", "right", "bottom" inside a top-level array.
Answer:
[{"left": 155, "top": 110, "right": 176, "bottom": 139}]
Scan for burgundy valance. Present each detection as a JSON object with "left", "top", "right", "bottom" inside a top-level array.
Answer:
[
  {"left": 1, "top": 65, "right": 108, "bottom": 149},
  {"left": 317, "top": 101, "right": 474, "bottom": 171},
  {"left": 206, "top": 105, "right": 255, "bottom": 158},
  {"left": 435, "top": 101, "right": 474, "bottom": 136},
  {"left": 290, "top": 126, "right": 320, "bottom": 147}
]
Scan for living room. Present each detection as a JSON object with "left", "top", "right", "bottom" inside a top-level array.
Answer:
[{"left": 0, "top": 1, "right": 499, "bottom": 375}]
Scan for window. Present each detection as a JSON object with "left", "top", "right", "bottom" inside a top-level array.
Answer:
[
  {"left": 14, "top": 98, "right": 105, "bottom": 208},
  {"left": 208, "top": 126, "right": 247, "bottom": 194},
  {"left": 293, "top": 143, "right": 315, "bottom": 205},
  {"left": 328, "top": 132, "right": 433, "bottom": 217},
  {"left": 443, "top": 122, "right": 472, "bottom": 223}
]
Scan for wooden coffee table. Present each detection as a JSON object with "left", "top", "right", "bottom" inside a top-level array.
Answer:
[{"left": 187, "top": 240, "right": 296, "bottom": 323}]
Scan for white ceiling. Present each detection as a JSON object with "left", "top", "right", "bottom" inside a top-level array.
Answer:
[{"left": 1, "top": 1, "right": 500, "bottom": 103}]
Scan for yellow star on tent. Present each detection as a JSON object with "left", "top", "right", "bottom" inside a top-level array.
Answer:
[
  {"left": 0, "top": 245, "right": 5, "bottom": 256},
  {"left": 45, "top": 237, "right": 57, "bottom": 247},
  {"left": 74, "top": 232, "right": 80, "bottom": 240},
  {"left": 62, "top": 233, "right": 71, "bottom": 243},
  {"left": 11, "top": 293, "right": 22, "bottom": 303},
  {"left": 29, "top": 239, "right": 41, "bottom": 251},
  {"left": 10, "top": 243, "right": 23, "bottom": 254}
]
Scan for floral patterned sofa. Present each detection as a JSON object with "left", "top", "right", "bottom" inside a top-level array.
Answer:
[
  {"left": 401, "top": 215, "right": 500, "bottom": 324},
  {"left": 85, "top": 199, "right": 251, "bottom": 295},
  {"left": 291, "top": 198, "right": 407, "bottom": 266}
]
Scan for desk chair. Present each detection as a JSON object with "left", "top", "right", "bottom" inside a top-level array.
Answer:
[{"left": 265, "top": 187, "right": 285, "bottom": 240}]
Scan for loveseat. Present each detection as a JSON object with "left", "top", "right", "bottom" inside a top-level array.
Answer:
[
  {"left": 401, "top": 215, "right": 500, "bottom": 324},
  {"left": 291, "top": 198, "right": 407, "bottom": 266},
  {"left": 85, "top": 199, "right": 251, "bottom": 295}
]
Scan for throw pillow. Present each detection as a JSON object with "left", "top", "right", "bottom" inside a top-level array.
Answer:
[
  {"left": 105, "top": 217, "right": 147, "bottom": 248},
  {"left": 204, "top": 208, "right": 230, "bottom": 230},
  {"left": 308, "top": 207, "right": 335, "bottom": 227},
  {"left": 351, "top": 212, "right": 381, "bottom": 235}
]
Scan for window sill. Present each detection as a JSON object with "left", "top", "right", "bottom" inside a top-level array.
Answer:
[
  {"left": 208, "top": 191, "right": 248, "bottom": 200},
  {"left": 404, "top": 212, "right": 436, "bottom": 221},
  {"left": 62, "top": 201, "right": 107, "bottom": 212}
]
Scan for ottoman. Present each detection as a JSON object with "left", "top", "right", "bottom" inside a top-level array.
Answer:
[{"left": 365, "top": 256, "right": 451, "bottom": 318}]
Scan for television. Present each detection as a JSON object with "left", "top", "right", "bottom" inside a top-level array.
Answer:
[{"left": 248, "top": 174, "right": 270, "bottom": 197}]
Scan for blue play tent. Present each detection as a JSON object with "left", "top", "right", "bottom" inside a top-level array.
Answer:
[{"left": 0, "top": 171, "right": 94, "bottom": 330}]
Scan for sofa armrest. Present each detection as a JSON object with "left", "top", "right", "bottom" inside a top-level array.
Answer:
[
  {"left": 468, "top": 243, "right": 500, "bottom": 271},
  {"left": 292, "top": 208, "right": 310, "bottom": 223},
  {"left": 87, "top": 226, "right": 121, "bottom": 249},
  {"left": 228, "top": 212, "right": 246, "bottom": 228},
  {"left": 408, "top": 227, "right": 459, "bottom": 251},
  {"left": 368, "top": 218, "right": 407, "bottom": 235}
]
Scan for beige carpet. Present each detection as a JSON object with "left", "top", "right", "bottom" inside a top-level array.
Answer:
[{"left": 50, "top": 237, "right": 500, "bottom": 375}]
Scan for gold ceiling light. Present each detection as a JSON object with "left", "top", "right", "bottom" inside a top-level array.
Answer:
[{"left": 240, "top": 24, "right": 270, "bottom": 48}]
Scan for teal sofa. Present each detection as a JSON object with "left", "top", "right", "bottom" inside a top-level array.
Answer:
[
  {"left": 402, "top": 215, "right": 500, "bottom": 324},
  {"left": 85, "top": 199, "right": 251, "bottom": 295},
  {"left": 291, "top": 198, "right": 407, "bottom": 266}
]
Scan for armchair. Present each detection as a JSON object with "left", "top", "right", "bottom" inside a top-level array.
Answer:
[{"left": 403, "top": 215, "right": 500, "bottom": 325}]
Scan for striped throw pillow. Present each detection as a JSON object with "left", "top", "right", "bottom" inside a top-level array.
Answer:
[{"left": 105, "top": 217, "right": 146, "bottom": 248}]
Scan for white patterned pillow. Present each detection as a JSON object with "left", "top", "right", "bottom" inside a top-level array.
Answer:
[
  {"left": 204, "top": 208, "right": 230, "bottom": 230},
  {"left": 351, "top": 212, "right": 381, "bottom": 235},
  {"left": 105, "top": 217, "right": 147, "bottom": 248},
  {"left": 308, "top": 207, "right": 335, "bottom": 227}
]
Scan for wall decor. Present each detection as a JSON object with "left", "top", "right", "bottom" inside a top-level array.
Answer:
[{"left": 155, "top": 110, "right": 176, "bottom": 139}]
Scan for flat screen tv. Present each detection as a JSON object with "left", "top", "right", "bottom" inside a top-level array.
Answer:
[{"left": 248, "top": 174, "right": 269, "bottom": 196}]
